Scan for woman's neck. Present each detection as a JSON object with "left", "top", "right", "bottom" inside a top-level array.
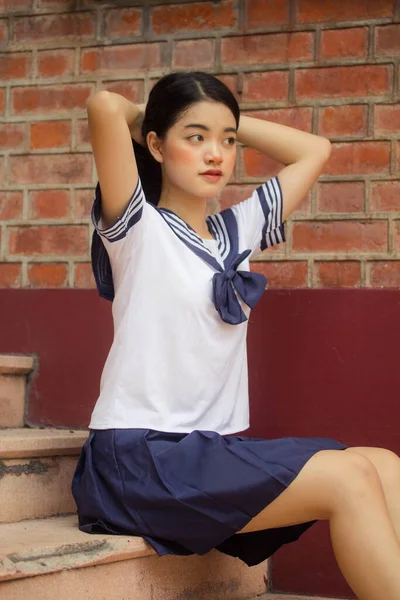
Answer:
[{"left": 157, "top": 184, "right": 214, "bottom": 239}]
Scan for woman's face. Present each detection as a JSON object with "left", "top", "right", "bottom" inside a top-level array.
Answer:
[{"left": 150, "top": 100, "right": 238, "bottom": 200}]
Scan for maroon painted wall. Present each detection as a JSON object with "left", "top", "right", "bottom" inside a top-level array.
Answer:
[{"left": 1, "top": 288, "right": 399, "bottom": 598}]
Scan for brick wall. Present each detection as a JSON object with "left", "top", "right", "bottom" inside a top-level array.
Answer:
[{"left": 0, "top": 0, "right": 399, "bottom": 291}]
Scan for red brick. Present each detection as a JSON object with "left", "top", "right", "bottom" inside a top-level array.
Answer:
[
  {"left": 0, "top": 89, "right": 4, "bottom": 114},
  {"left": 9, "top": 226, "right": 88, "bottom": 256},
  {"left": 243, "top": 147, "right": 283, "bottom": 178},
  {"left": 151, "top": 1, "right": 237, "bottom": 35},
  {"left": 105, "top": 8, "right": 142, "bottom": 38},
  {"left": 370, "top": 262, "right": 400, "bottom": 288},
  {"left": 81, "top": 44, "right": 165, "bottom": 74},
  {"left": 397, "top": 141, "right": 400, "bottom": 174},
  {"left": 395, "top": 221, "right": 400, "bottom": 251},
  {"left": 297, "top": 0, "right": 393, "bottom": 23},
  {"left": 9, "top": 154, "right": 92, "bottom": 184},
  {"left": 28, "top": 263, "right": 67, "bottom": 287},
  {"left": 72, "top": 189, "right": 92, "bottom": 219},
  {"left": 0, "top": 0, "right": 32, "bottom": 12},
  {"left": 0, "top": 123, "right": 25, "bottom": 150},
  {"left": 75, "top": 120, "right": 90, "bottom": 149},
  {"left": 215, "top": 74, "right": 238, "bottom": 97},
  {"left": 14, "top": 13, "right": 95, "bottom": 44},
  {"left": 251, "top": 261, "right": 308, "bottom": 288},
  {"left": 314, "top": 261, "right": 361, "bottom": 288},
  {"left": 325, "top": 142, "right": 390, "bottom": 176},
  {"left": 0, "top": 53, "right": 31, "bottom": 80},
  {"left": 371, "top": 181, "right": 400, "bottom": 212},
  {"left": 292, "top": 193, "right": 312, "bottom": 217},
  {"left": 173, "top": 39, "right": 215, "bottom": 68},
  {"left": 74, "top": 262, "right": 95, "bottom": 288},
  {"left": 242, "top": 71, "right": 288, "bottom": 102},
  {"left": 222, "top": 32, "right": 313, "bottom": 65},
  {"left": 318, "top": 105, "right": 367, "bottom": 137},
  {"left": 375, "top": 25, "right": 400, "bottom": 57},
  {"left": 0, "top": 20, "right": 8, "bottom": 44},
  {"left": 292, "top": 221, "right": 387, "bottom": 253},
  {"left": 317, "top": 182, "right": 365, "bottom": 213},
  {"left": 374, "top": 104, "right": 400, "bottom": 135},
  {"left": 320, "top": 27, "right": 367, "bottom": 59},
  {"left": 30, "top": 121, "right": 71, "bottom": 149},
  {"left": 11, "top": 85, "right": 92, "bottom": 115},
  {"left": 0, "top": 263, "right": 21, "bottom": 288},
  {"left": 38, "top": 49, "right": 75, "bottom": 78},
  {"left": 0, "top": 192, "right": 23, "bottom": 220},
  {"left": 29, "top": 189, "right": 69, "bottom": 219},
  {"left": 103, "top": 80, "right": 144, "bottom": 103},
  {"left": 245, "top": 0, "right": 288, "bottom": 29},
  {"left": 295, "top": 65, "right": 391, "bottom": 99},
  {"left": 244, "top": 107, "right": 313, "bottom": 132}
]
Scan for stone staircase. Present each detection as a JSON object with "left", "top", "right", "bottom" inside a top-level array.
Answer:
[{"left": 0, "top": 354, "right": 345, "bottom": 600}]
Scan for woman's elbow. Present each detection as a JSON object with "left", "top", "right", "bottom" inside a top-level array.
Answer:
[{"left": 318, "top": 137, "right": 332, "bottom": 163}]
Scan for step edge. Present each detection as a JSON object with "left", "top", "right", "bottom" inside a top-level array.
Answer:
[
  {"left": 0, "top": 516, "right": 156, "bottom": 583},
  {"left": 0, "top": 429, "right": 88, "bottom": 458},
  {"left": 0, "top": 355, "right": 35, "bottom": 375}
]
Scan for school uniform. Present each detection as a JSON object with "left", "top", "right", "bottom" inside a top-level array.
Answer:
[{"left": 71, "top": 175, "right": 347, "bottom": 567}]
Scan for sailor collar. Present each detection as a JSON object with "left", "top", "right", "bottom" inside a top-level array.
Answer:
[
  {"left": 91, "top": 200, "right": 267, "bottom": 326},
  {"left": 154, "top": 205, "right": 267, "bottom": 325}
]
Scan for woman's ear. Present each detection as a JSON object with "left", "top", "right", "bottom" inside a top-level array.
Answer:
[{"left": 146, "top": 131, "right": 163, "bottom": 163}]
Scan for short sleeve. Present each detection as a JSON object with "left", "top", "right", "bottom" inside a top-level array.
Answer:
[
  {"left": 90, "top": 176, "right": 146, "bottom": 302},
  {"left": 230, "top": 175, "right": 285, "bottom": 259},
  {"left": 91, "top": 176, "right": 145, "bottom": 243}
]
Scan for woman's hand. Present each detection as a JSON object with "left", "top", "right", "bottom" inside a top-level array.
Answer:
[{"left": 129, "top": 102, "right": 147, "bottom": 147}]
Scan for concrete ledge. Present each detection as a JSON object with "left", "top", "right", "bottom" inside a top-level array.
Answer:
[
  {"left": 0, "top": 429, "right": 88, "bottom": 459},
  {"left": 0, "top": 516, "right": 268, "bottom": 600},
  {"left": 0, "top": 514, "right": 269, "bottom": 600},
  {"left": 0, "top": 355, "right": 34, "bottom": 376},
  {"left": 0, "top": 514, "right": 156, "bottom": 582}
]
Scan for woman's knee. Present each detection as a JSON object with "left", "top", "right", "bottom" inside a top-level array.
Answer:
[
  {"left": 346, "top": 446, "right": 400, "bottom": 490},
  {"left": 312, "top": 448, "right": 383, "bottom": 507}
]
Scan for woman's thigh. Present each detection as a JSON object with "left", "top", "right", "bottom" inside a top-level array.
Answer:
[{"left": 235, "top": 447, "right": 379, "bottom": 535}]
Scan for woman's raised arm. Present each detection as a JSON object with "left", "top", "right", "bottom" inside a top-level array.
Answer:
[
  {"left": 86, "top": 91, "right": 145, "bottom": 228},
  {"left": 237, "top": 115, "right": 331, "bottom": 222}
]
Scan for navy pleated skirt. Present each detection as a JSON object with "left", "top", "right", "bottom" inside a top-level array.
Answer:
[{"left": 71, "top": 428, "right": 348, "bottom": 567}]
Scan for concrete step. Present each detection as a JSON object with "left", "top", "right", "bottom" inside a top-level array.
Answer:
[
  {"left": 0, "top": 354, "right": 34, "bottom": 428},
  {"left": 0, "top": 514, "right": 268, "bottom": 599},
  {"left": 0, "top": 428, "right": 87, "bottom": 523}
]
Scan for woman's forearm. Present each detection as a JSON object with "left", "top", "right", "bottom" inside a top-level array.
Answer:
[{"left": 237, "top": 114, "right": 331, "bottom": 164}]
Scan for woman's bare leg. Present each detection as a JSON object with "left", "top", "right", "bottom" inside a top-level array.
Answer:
[
  {"left": 345, "top": 446, "right": 400, "bottom": 540},
  {"left": 235, "top": 449, "right": 400, "bottom": 600}
]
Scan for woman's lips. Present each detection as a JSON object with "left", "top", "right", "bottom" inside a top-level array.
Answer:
[{"left": 200, "top": 173, "right": 222, "bottom": 182}]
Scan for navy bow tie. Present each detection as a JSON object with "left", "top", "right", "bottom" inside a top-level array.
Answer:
[{"left": 212, "top": 249, "right": 267, "bottom": 325}]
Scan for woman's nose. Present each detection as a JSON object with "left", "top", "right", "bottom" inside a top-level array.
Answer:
[{"left": 205, "top": 144, "right": 223, "bottom": 163}]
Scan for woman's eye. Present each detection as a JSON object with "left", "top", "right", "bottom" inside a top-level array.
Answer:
[
  {"left": 189, "top": 135, "right": 203, "bottom": 142},
  {"left": 226, "top": 137, "right": 237, "bottom": 145}
]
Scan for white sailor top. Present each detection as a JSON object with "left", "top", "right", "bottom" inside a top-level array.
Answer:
[{"left": 89, "top": 176, "right": 285, "bottom": 435}]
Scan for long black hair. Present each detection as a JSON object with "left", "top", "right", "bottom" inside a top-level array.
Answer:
[{"left": 132, "top": 71, "right": 240, "bottom": 206}]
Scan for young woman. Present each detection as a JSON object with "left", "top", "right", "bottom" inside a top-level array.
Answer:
[{"left": 72, "top": 71, "right": 400, "bottom": 600}]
